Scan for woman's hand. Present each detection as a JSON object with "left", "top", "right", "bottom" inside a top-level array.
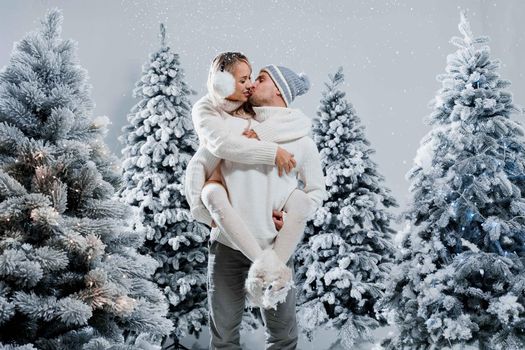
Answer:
[
  {"left": 273, "top": 210, "right": 284, "bottom": 231},
  {"left": 275, "top": 147, "right": 296, "bottom": 176},
  {"left": 242, "top": 129, "right": 259, "bottom": 139},
  {"left": 242, "top": 130, "right": 296, "bottom": 176}
]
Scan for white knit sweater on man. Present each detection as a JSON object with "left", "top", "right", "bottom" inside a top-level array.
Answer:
[
  {"left": 186, "top": 95, "right": 327, "bottom": 250},
  {"left": 187, "top": 93, "right": 314, "bottom": 226}
]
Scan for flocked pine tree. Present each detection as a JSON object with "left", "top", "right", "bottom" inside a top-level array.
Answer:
[
  {"left": 377, "top": 12, "right": 525, "bottom": 350},
  {"left": 118, "top": 24, "right": 209, "bottom": 346},
  {"left": 294, "top": 67, "right": 398, "bottom": 349},
  {"left": 0, "top": 9, "right": 173, "bottom": 349}
]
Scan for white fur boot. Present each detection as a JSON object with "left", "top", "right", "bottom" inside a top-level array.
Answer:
[
  {"left": 245, "top": 249, "right": 294, "bottom": 310},
  {"left": 262, "top": 269, "right": 294, "bottom": 310}
]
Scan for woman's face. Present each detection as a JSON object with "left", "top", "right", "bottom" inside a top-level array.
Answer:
[{"left": 226, "top": 61, "right": 253, "bottom": 102}]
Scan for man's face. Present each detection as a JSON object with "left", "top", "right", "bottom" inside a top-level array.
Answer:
[{"left": 249, "top": 71, "right": 280, "bottom": 106}]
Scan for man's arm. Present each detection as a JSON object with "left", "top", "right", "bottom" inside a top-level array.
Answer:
[
  {"left": 192, "top": 97, "right": 278, "bottom": 165},
  {"left": 296, "top": 139, "right": 329, "bottom": 211},
  {"left": 184, "top": 146, "right": 221, "bottom": 227},
  {"left": 272, "top": 139, "right": 328, "bottom": 263}
]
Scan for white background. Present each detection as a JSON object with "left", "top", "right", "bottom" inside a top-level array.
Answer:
[{"left": 1, "top": 1, "right": 523, "bottom": 348}]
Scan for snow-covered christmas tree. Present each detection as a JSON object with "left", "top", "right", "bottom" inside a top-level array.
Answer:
[
  {"left": 118, "top": 24, "right": 209, "bottom": 346},
  {"left": 0, "top": 9, "right": 172, "bottom": 349},
  {"left": 294, "top": 67, "right": 398, "bottom": 349},
  {"left": 378, "top": 12, "right": 525, "bottom": 349}
]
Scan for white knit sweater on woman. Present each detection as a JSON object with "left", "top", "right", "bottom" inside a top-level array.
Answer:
[
  {"left": 185, "top": 96, "right": 328, "bottom": 250},
  {"left": 187, "top": 93, "right": 313, "bottom": 224}
]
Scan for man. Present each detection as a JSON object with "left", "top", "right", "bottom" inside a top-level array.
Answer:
[{"left": 186, "top": 65, "right": 327, "bottom": 349}]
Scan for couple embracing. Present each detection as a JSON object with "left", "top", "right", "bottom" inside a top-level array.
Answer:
[{"left": 185, "top": 52, "right": 328, "bottom": 349}]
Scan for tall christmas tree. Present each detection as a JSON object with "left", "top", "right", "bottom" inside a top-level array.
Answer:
[
  {"left": 0, "top": 9, "right": 172, "bottom": 349},
  {"left": 294, "top": 67, "right": 398, "bottom": 349},
  {"left": 378, "top": 12, "right": 525, "bottom": 349},
  {"left": 118, "top": 24, "right": 209, "bottom": 346}
]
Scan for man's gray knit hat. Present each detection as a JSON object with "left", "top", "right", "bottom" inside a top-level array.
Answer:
[{"left": 261, "top": 65, "right": 310, "bottom": 106}]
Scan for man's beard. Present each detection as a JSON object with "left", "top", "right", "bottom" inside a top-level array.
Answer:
[
  {"left": 248, "top": 94, "right": 265, "bottom": 107},
  {"left": 248, "top": 95, "right": 260, "bottom": 106}
]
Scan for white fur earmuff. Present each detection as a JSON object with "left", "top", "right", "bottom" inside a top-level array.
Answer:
[{"left": 212, "top": 70, "right": 236, "bottom": 99}]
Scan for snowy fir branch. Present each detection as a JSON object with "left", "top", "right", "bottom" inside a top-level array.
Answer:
[
  {"left": 294, "top": 66, "right": 398, "bottom": 349},
  {"left": 378, "top": 11, "right": 525, "bottom": 349},
  {"left": 0, "top": 9, "right": 172, "bottom": 349},
  {"left": 118, "top": 23, "right": 210, "bottom": 346},
  {"left": 159, "top": 23, "right": 167, "bottom": 49}
]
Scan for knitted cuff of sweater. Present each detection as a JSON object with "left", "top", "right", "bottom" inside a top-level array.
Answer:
[{"left": 191, "top": 205, "right": 213, "bottom": 227}]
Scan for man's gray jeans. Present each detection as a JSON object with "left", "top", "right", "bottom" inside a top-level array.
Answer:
[{"left": 207, "top": 239, "right": 299, "bottom": 349}]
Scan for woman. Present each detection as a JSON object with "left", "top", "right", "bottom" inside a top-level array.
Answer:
[{"left": 185, "top": 52, "right": 318, "bottom": 308}]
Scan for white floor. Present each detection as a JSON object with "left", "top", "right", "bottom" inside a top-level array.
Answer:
[
  {"left": 179, "top": 325, "right": 395, "bottom": 350},
  {"left": 178, "top": 324, "right": 480, "bottom": 350}
]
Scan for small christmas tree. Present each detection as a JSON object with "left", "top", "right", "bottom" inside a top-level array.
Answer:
[
  {"left": 378, "top": 12, "right": 525, "bottom": 349},
  {"left": 294, "top": 67, "right": 398, "bottom": 349},
  {"left": 119, "top": 24, "right": 209, "bottom": 346},
  {"left": 0, "top": 9, "right": 172, "bottom": 349}
]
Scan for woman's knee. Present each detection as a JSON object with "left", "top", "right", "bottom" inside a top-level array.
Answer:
[
  {"left": 284, "top": 190, "right": 316, "bottom": 221},
  {"left": 201, "top": 182, "right": 229, "bottom": 214}
]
